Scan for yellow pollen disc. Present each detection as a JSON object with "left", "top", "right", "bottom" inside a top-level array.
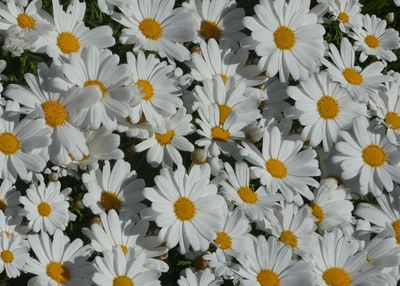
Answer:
[
  {"left": 217, "top": 74, "right": 228, "bottom": 84},
  {"left": 57, "top": 32, "right": 80, "bottom": 54},
  {"left": 137, "top": 80, "right": 154, "bottom": 101},
  {"left": 367, "top": 255, "right": 372, "bottom": 263},
  {"left": 116, "top": 244, "right": 128, "bottom": 255},
  {"left": 385, "top": 112, "right": 400, "bottom": 130},
  {"left": 317, "top": 96, "right": 340, "bottom": 120},
  {"left": 174, "top": 197, "right": 196, "bottom": 221},
  {"left": 37, "top": 202, "right": 51, "bottom": 217},
  {"left": 257, "top": 269, "right": 280, "bottom": 286},
  {"left": 279, "top": 230, "right": 298, "bottom": 248},
  {"left": 392, "top": 220, "right": 400, "bottom": 244},
  {"left": 0, "top": 200, "right": 7, "bottom": 211},
  {"left": 2, "top": 231, "right": 10, "bottom": 238},
  {"left": 200, "top": 20, "right": 221, "bottom": 40},
  {"left": 1, "top": 250, "right": 14, "bottom": 263},
  {"left": 41, "top": 101, "right": 67, "bottom": 127},
  {"left": 100, "top": 192, "right": 121, "bottom": 211},
  {"left": 47, "top": 262, "right": 71, "bottom": 283},
  {"left": 310, "top": 202, "right": 324, "bottom": 225},
  {"left": 84, "top": 80, "right": 106, "bottom": 100},
  {"left": 139, "top": 18, "right": 162, "bottom": 40},
  {"left": 273, "top": 26, "right": 296, "bottom": 50},
  {"left": 364, "top": 35, "right": 379, "bottom": 49},
  {"left": 237, "top": 186, "right": 258, "bottom": 204},
  {"left": 265, "top": 159, "right": 287, "bottom": 179},
  {"left": 68, "top": 153, "right": 88, "bottom": 162},
  {"left": 211, "top": 127, "right": 230, "bottom": 141},
  {"left": 113, "top": 275, "right": 134, "bottom": 286},
  {"left": 342, "top": 68, "right": 363, "bottom": 85},
  {"left": 362, "top": 145, "right": 386, "bottom": 167},
  {"left": 17, "top": 13, "right": 36, "bottom": 29},
  {"left": 214, "top": 231, "right": 232, "bottom": 250},
  {"left": 322, "top": 267, "right": 352, "bottom": 286},
  {"left": 0, "top": 132, "right": 20, "bottom": 155},
  {"left": 218, "top": 104, "right": 232, "bottom": 125},
  {"left": 338, "top": 12, "right": 350, "bottom": 23},
  {"left": 155, "top": 130, "right": 175, "bottom": 146}
]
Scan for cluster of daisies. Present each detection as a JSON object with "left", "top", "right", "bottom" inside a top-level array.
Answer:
[{"left": 0, "top": 0, "right": 399, "bottom": 285}]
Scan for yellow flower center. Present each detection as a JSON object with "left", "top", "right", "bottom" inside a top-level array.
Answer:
[
  {"left": 257, "top": 269, "right": 280, "bottom": 286},
  {"left": 37, "top": 202, "right": 51, "bottom": 217},
  {"left": 392, "top": 220, "right": 400, "bottom": 244},
  {"left": 362, "top": 145, "right": 386, "bottom": 167},
  {"left": 310, "top": 202, "right": 324, "bottom": 225},
  {"left": 139, "top": 18, "right": 162, "bottom": 40},
  {"left": 200, "top": 21, "right": 221, "bottom": 40},
  {"left": 265, "top": 159, "right": 287, "bottom": 179},
  {"left": 100, "top": 192, "right": 121, "bottom": 211},
  {"left": 84, "top": 80, "right": 106, "bottom": 100},
  {"left": 57, "top": 32, "right": 80, "bottom": 54},
  {"left": 41, "top": 101, "right": 67, "bottom": 127},
  {"left": 367, "top": 255, "right": 372, "bottom": 263},
  {"left": 342, "top": 68, "right": 363, "bottom": 85},
  {"left": 214, "top": 231, "right": 232, "bottom": 250},
  {"left": 155, "top": 130, "right": 175, "bottom": 146},
  {"left": 215, "top": 73, "right": 228, "bottom": 84},
  {"left": 17, "top": 13, "right": 36, "bottom": 29},
  {"left": 0, "top": 133, "right": 20, "bottom": 155},
  {"left": 47, "top": 262, "right": 71, "bottom": 283},
  {"left": 0, "top": 200, "right": 6, "bottom": 211},
  {"left": 317, "top": 96, "right": 340, "bottom": 120},
  {"left": 137, "top": 80, "right": 154, "bottom": 101},
  {"left": 1, "top": 231, "right": 10, "bottom": 238},
  {"left": 115, "top": 244, "right": 128, "bottom": 255},
  {"left": 218, "top": 104, "right": 232, "bottom": 125},
  {"left": 279, "top": 230, "right": 298, "bottom": 248},
  {"left": 385, "top": 112, "right": 400, "bottom": 130},
  {"left": 237, "top": 186, "right": 258, "bottom": 204},
  {"left": 322, "top": 267, "right": 352, "bottom": 286},
  {"left": 1, "top": 250, "right": 14, "bottom": 263},
  {"left": 174, "top": 197, "right": 196, "bottom": 221},
  {"left": 211, "top": 127, "right": 230, "bottom": 141},
  {"left": 113, "top": 275, "right": 134, "bottom": 286},
  {"left": 273, "top": 26, "right": 296, "bottom": 50},
  {"left": 338, "top": 12, "right": 350, "bottom": 23},
  {"left": 364, "top": 35, "right": 379, "bottom": 49}
]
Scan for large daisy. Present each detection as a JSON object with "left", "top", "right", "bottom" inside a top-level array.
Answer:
[{"left": 323, "top": 0, "right": 363, "bottom": 32}]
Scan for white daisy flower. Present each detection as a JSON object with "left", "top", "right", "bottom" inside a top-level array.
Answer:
[
  {"left": 178, "top": 268, "right": 222, "bottom": 286},
  {"left": 219, "top": 161, "right": 282, "bottom": 222},
  {"left": 183, "top": 0, "right": 245, "bottom": 46},
  {"left": 361, "top": 236, "right": 400, "bottom": 272},
  {"left": 332, "top": 116, "right": 400, "bottom": 196},
  {"left": 0, "top": 110, "right": 51, "bottom": 182},
  {"left": 0, "top": 179, "right": 20, "bottom": 216},
  {"left": 287, "top": 71, "right": 367, "bottom": 151},
  {"left": 135, "top": 107, "right": 195, "bottom": 167},
  {"left": 54, "top": 46, "right": 132, "bottom": 130},
  {"left": 19, "top": 182, "right": 76, "bottom": 234},
  {"left": 323, "top": 0, "right": 363, "bottom": 32},
  {"left": 142, "top": 164, "right": 227, "bottom": 254},
  {"left": 351, "top": 14, "right": 400, "bottom": 63},
  {"left": 233, "top": 235, "right": 314, "bottom": 286},
  {"left": 44, "top": 0, "right": 115, "bottom": 61},
  {"left": 119, "top": 113, "right": 153, "bottom": 139},
  {"left": 93, "top": 247, "right": 161, "bottom": 286},
  {"left": 321, "top": 37, "right": 392, "bottom": 103},
  {"left": 242, "top": 0, "right": 325, "bottom": 82},
  {"left": 0, "top": 211, "right": 27, "bottom": 238},
  {"left": 82, "top": 159, "right": 146, "bottom": 218},
  {"left": 240, "top": 125, "right": 320, "bottom": 205},
  {"left": 260, "top": 76, "right": 290, "bottom": 121},
  {"left": 24, "top": 229, "right": 93, "bottom": 286},
  {"left": 0, "top": 232, "right": 29, "bottom": 278},
  {"left": 112, "top": 0, "right": 196, "bottom": 62},
  {"left": 126, "top": 51, "right": 183, "bottom": 127}
]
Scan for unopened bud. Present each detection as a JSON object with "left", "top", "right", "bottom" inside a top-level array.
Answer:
[
  {"left": 90, "top": 216, "right": 103, "bottom": 227},
  {"left": 385, "top": 12, "right": 394, "bottom": 23},
  {"left": 191, "top": 45, "right": 202, "bottom": 56},
  {"left": 75, "top": 199, "right": 85, "bottom": 210},
  {"left": 194, "top": 255, "right": 209, "bottom": 270},
  {"left": 49, "top": 172, "right": 59, "bottom": 182},
  {"left": 245, "top": 126, "right": 262, "bottom": 143},
  {"left": 191, "top": 148, "right": 207, "bottom": 165}
]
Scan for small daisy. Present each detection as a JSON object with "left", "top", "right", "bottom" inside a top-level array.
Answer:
[
  {"left": 19, "top": 182, "right": 76, "bottom": 234},
  {"left": 324, "top": 0, "right": 363, "bottom": 32},
  {"left": 93, "top": 247, "right": 161, "bottom": 286},
  {"left": 287, "top": 71, "right": 367, "bottom": 151},
  {"left": 233, "top": 235, "right": 314, "bottom": 286},
  {"left": 361, "top": 236, "right": 400, "bottom": 271},
  {"left": 0, "top": 179, "right": 20, "bottom": 216},
  {"left": 24, "top": 229, "right": 93, "bottom": 286},
  {"left": 178, "top": 268, "right": 222, "bottom": 286},
  {"left": 82, "top": 159, "right": 146, "bottom": 218},
  {"left": 322, "top": 37, "right": 392, "bottom": 103},
  {"left": 112, "top": 0, "right": 196, "bottom": 62},
  {"left": 241, "top": 125, "right": 320, "bottom": 205},
  {"left": 143, "top": 164, "right": 226, "bottom": 254},
  {"left": 0, "top": 232, "right": 29, "bottom": 278},
  {"left": 242, "top": 0, "right": 325, "bottom": 82},
  {"left": 183, "top": 0, "right": 245, "bottom": 46},
  {"left": 135, "top": 107, "right": 195, "bottom": 167},
  {"left": 332, "top": 116, "right": 400, "bottom": 196},
  {"left": 0, "top": 211, "right": 26, "bottom": 238},
  {"left": 351, "top": 14, "right": 400, "bottom": 63}
]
